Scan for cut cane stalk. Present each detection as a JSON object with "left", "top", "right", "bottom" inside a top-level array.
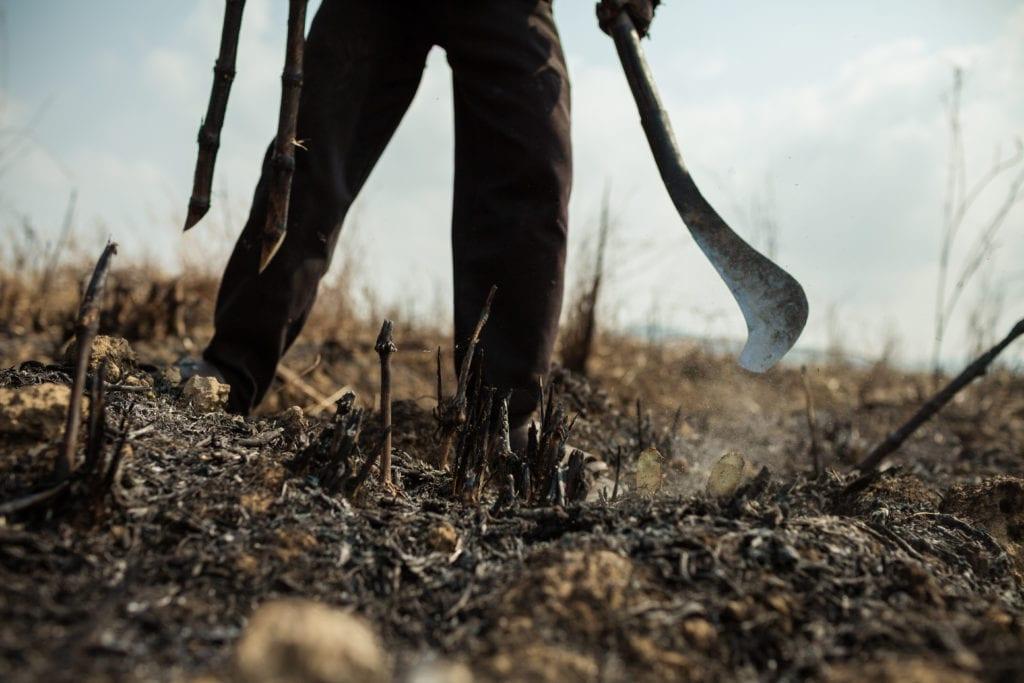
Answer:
[
  {"left": 435, "top": 286, "right": 497, "bottom": 469},
  {"left": 855, "top": 317, "right": 1024, "bottom": 475},
  {"left": 57, "top": 242, "right": 118, "bottom": 480},
  {"left": 375, "top": 320, "right": 397, "bottom": 487},
  {"left": 260, "top": 0, "right": 308, "bottom": 272},
  {"left": 184, "top": 0, "right": 246, "bottom": 232}
]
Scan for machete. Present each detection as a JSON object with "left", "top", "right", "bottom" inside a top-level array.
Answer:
[{"left": 608, "top": 8, "right": 809, "bottom": 372}]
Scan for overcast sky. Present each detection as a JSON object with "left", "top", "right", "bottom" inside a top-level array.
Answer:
[{"left": 2, "top": 1, "right": 1022, "bottom": 369}]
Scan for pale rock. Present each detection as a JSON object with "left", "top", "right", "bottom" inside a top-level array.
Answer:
[
  {"left": 635, "top": 447, "right": 663, "bottom": 496},
  {"left": 234, "top": 600, "right": 389, "bottom": 683},
  {"left": 0, "top": 383, "right": 77, "bottom": 440},
  {"left": 407, "top": 661, "right": 474, "bottom": 683},
  {"left": 181, "top": 375, "right": 230, "bottom": 413},
  {"left": 426, "top": 521, "right": 459, "bottom": 554},
  {"left": 162, "top": 366, "right": 183, "bottom": 386},
  {"left": 707, "top": 451, "right": 747, "bottom": 499},
  {"left": 63, "top": 335, "right": 136, "bottom": 383}
]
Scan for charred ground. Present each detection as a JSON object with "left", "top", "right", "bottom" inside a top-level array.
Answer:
[{"left": 2, "top": 267, "right": 1024, "bottom": 682}]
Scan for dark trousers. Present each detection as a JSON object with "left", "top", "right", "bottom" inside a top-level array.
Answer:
[{"left": 204, "top": 0, "right": 572, "bottom": 428}]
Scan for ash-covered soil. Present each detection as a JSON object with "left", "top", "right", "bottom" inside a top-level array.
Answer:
[{"left": 2, "top": 328, "right": 1024, "bottom": 683}]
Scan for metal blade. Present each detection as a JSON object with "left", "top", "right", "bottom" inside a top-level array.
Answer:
[{"left": 610, "top": 12, "right": 808, "bottom": 372}]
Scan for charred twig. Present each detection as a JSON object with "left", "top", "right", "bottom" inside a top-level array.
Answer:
[
  {"left": 529, "top": 398, "right": 577, "bottom": 506},
  {"left": 375, "top": 320, "right": 397, "bottom": 487},
  {"left": 611, "top": 446, "right": 623, "bottom": 501},
  {"left": 260, "top": 0, "right": 308, "bottom": 272},
  {"left": 457, "top": 286, "right": 497, "bottom": 409},
  {"left": 494, "top": 394, "right": 515, "bottom": 463},
  {"left": 0, "top": 481, "right": 71, "bottom": 517},
  {"left": 184, "top": 0, "right": 246, "bottom": 231},
  {"left": 469, "top": 387, "right": 496, "bottom": 500},
  {"left": 436, "top": 285, "right": 497, "bottom": 468},
  {"left": 292, "top": 393, "right": 367, "bottom": 496},
  {"left": 99, "top": 402, "right": 135, "bottom": 507},
  {"left": 856, "top": 317, "right": 1024, "bottom": 474},
  {"left": 492, "top": 394, "right": 517, "bottom": 505},
  {"left": 801, "top": 366, "right": 822, "bottom": 477},
  {"left": 635, "top": 397, "right": 646, "bottom": 451},
  {"left": 565, "top": 449, "right": 588, "bottom": 503},
  {"left": 83, "top": 360, "right": 108, "bottom": 473},
  {"left": 57, "top": 242, "right": 118, "bottom": 480},
  {"left": 346, "top": 448, "right": 379, "bottom": 499},
  {"left": 435, "top": 346, "right": 444, "bottom": 409},
  {"left": 452, "top": 380, "right": 493, "bottom": 499}
]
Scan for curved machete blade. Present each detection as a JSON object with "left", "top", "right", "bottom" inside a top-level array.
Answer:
[{"left": 610, "top": 12, "right": 809, "bottom": 372}]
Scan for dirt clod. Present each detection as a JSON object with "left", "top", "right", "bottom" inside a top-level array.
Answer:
[
  {"left": 824, "top": 658, "right": 979, "bottom": 683},
  {"left": 681, "top": 618, "right": 717, "bottom": 651},
  {"left": 181, "top": 375, "right": 230, "bottom": 413},
  {"left": 942, "top": 476, "right": 1024, "bottom": 559},
  {"left": 0, "top": 383, "right": 75, "bottom": 440},
  {"left": 486, "top": 644, "right": 598, "bottom": 683},
  {"left": 63, "top": 334, "right": 136, "bottom": 382},
  {"left": 707, "top": 451, "right": 746, "bottom": 499},
  {"left": 500, "top": 549, "right": 641, "bottom": 643},
  {"left": 635, "top": 447, "right": 664, "bottom": 496},
  {"left": 406, "top": 661, "right": 473, "bottom": 683},
  {"left": 425, "top": 521, "right": 459, "bottom": 554},
  {"left": 233, "top": 600, "right": 389, "bottom": 683}
]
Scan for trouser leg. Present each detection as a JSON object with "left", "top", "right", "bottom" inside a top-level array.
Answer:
[
  {"left": 204, "top": 0, "right": 432, "bottom": 413},
  {"left": 444, "top": 0, "right": 573, "bottom": 429}
]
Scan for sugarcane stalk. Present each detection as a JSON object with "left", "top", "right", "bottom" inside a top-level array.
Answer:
[
  {"left": 801, "top": 365, "right": 822, "bottom": 477},
  {"left": 260, "top": 0, "right": 308, "bottom": 272},
  {"left": 83, "top": 360, "right": 108, "bottom": 475},
  {"left": 856, "top": 317, "right": 1024, "bottom": 474},
  {"left": 436, "top": 286, "right": 497, "bottom": 468},
  {"left": 184, "top": 0, "right": 246, "bottom": 232},
  {"left": 57, "top": 242, "right": 118, "bottom": 480},
  {"left": 455, "top": 285, "right": 497, "bottom": 412},
  {"left": 375, "top": 320, "right": 397, "bottom": 486}
]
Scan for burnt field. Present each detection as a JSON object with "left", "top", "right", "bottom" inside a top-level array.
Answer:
[{"left": 2, "top": 264, "right": 1024, "bottom": 683}]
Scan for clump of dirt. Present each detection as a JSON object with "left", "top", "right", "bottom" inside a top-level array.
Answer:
[
  {"left": 0, "top": 382, "right": 77, "bottom": 440},
  {"left": 942, "top": 476, "right": 1024, "bottom": 563},
  {"left": 231, "top": 600, "right": 389, "bottom": 683},
  {"left": 501, "top": 548, "right": 642, "bottom": 639},
  {"left": 823, "top": 658, "right": 979, "bottom": 683},
  {"left": 481, "top": 548, "right": 699, "bottom": 682},
  {"left": 181, "top": 374, "right": 231, "bottom": 413},
  {"left": 485, "top": 644, "right": 600, "bottom": 683},
  {"left": 62, "top": 334, "right": 136, "bottom": 383},
  {"left": 843, "top": 470, "right": 943, "bottom": 516},
  {"left": 424, "top": 521, "right": 459, "bottom": 555}
]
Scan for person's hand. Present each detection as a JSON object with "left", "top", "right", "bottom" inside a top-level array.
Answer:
[{"left": 596, "top": 0, "right": 661, "bottom": 38}]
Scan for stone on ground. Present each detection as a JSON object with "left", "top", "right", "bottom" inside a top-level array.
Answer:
[
  {"left": 181, "top": 375, "right": 230, "bottom": 413},
  {"left": 707, "top": 451, "right": 747, "bottom": 499},
  {"left": 0, "top": 383, "right": 76, "bottom": 440},
  {"left": 63, "top": 335, "right": 136, "bottom": 383},
  {"left": 234, "top": 599, "right": 389, "bottom": 683}
]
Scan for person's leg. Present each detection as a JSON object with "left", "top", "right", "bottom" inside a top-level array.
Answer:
[
  {"left": 443, "top": 0, "right": 572, "bottom": 431},
  {"left": 205, "top": 1, "right": 433, "bottom": 413}
]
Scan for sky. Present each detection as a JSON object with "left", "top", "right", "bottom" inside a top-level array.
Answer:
[{"left": 1, "top": 0, "right": 1022, "bottom": 369}]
